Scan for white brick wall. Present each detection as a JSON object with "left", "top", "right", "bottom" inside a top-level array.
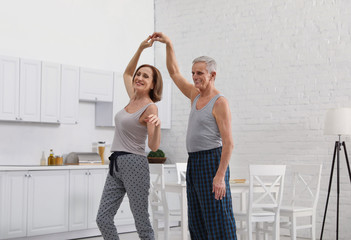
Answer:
[{"left": 155, "top": 0, "right": 351, "bottom": 239}]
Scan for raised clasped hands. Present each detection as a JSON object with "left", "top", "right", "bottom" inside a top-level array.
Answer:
[
  {"left": 151, "top": 32, "right": 170, "bottom": 44},
  {"left": 144, "top": 114, "right": 161, "bottom": 127}
]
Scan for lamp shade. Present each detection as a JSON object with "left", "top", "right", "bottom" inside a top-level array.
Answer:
[{"left": 324, "top": 108, "right": 351, "bottom": 135}]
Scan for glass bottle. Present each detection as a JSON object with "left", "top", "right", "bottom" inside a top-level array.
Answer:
[
  {"left": 40, "top": 151, "right": 46, "bottom": 166},
  {"left": 48, "top": 149, "right": 55, "bottom": 166}
]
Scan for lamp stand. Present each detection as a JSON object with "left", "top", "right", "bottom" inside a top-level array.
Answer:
[{"left": 320, "top": 136, "right": 351, "bottom": 240}]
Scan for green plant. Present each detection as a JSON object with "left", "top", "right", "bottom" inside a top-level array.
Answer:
[{"left": 147, "top": 149, "right": 165, "bottom": 158}]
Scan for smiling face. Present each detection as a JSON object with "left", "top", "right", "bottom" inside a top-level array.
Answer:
[
  {"left": 133, "top": 66, "right": 154, "bottom": 94},
  {"left": 192, "top": 62, "right": 214, "bottom": 91}
]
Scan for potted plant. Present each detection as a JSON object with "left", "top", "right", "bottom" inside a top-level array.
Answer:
[{"left": 147, "top": 149, "right": 167, "bottom": 164}]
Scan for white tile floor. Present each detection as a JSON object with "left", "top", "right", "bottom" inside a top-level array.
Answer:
[{"left": 77, "top": 228, "right": 301, "bottom": 240}]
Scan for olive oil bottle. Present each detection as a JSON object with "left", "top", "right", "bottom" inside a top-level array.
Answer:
[{"left": 48, "top": 149, "right": 55, "bottom": 165}]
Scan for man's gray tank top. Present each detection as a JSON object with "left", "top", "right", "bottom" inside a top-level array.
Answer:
[
  {"left": 111, "top": 103, "right": 153, "bottom": 156},
  {"left": 186, "top": 94, "right": 223, "bottom": 153}
]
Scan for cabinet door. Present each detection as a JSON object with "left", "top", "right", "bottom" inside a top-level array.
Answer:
[
  {"left": 60, "top": 65, "right": 79, "bottom": 124},
  {"left": 41, "top": 62, "right": 61, "bottom": 123},
  {"left": 69, "top": 170, "right": 89, "bottom": 231},
  {"left": 79, "top": 68, "right": 113, "bottom": 102},
  {"left": 19, "top": 59, "right": 41, "bottom": 122},
  {"left": 0, "top": 56, "right": 20, "bottom": 121},
  {"left": 87, "top": 169, "right": 106, "bottom": 229},
  {"left": 95, "top": 72, "right": 130, "bottom": 127},
  {"left": 0, "top": 171, "right": 28, "bottom": 239},
  {"left": 27, "top": 170, "right": 69, "bottom": 236}
]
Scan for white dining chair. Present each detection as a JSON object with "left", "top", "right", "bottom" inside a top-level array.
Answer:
[
  {"left": 149, "top": 164, "right": 181, "bottom": 240},
  {"left": 235, "top": 165, "right": 286, "bottom": 240},
  {"left": 175, "top": 162, "right": 187, "bottom": 184},
  {"left": 279, "top": 164, "right": 323, "bottom": 240}
]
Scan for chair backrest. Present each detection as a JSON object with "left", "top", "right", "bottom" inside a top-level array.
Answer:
[
  {"left": 249, "top": 165, "right": 286, "bottom": 213},
  {"left": 149, "top": 164, "right": 168, "bottom": 212},
  {"left": 290, "top": 164, "right": 323, "bottom": 209},
  {"left": 175, "top": 163, "right": 187, "bottom": 184}
]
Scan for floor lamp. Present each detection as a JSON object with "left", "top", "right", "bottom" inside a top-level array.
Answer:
[{"left": 320, "top": 108, "right": 351, "bottom": 240}]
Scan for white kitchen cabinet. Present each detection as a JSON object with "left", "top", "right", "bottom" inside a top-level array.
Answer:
[
  {"left": 0, "top": 171, "right": 28, "bottom": 239},
  {"left": 69, "top": 169, "right": 106, "bottom": 231},
  {"left": 79, "top": 68, "right": 113, "bottom": 102},
  {"left": 87, "top": 169, "right": 106, "bottom": 228},
  {"left": 95, "top": 72, "right": 130, "bottom": 127},
  {"left": 19, "top": 59, "right": 42, "bottom": 122},
  {"left": 0, "top": 56, "right": 20, "bottom": 121},
  {"left": 0, "top": 57, "right": 42, "bottom": 122},
  {"left": 1, "top": 56, "right": 79, "bottom": 124},
  {"left": 0, "top": 166, "right": 136, "bottom": 239},
  {"left": 60, "top": 65, "right": 79, "bottom": 124},
  {"left": 27, "top": 170, "right": 69, "bottom": 236},
  {"left": 0, "top": 170, "right": 69, "bottom": 239},
  {"left": 41, "top": 62, "right": 61, "bottom": 123},
  {"left": 69, "top": 170, "right": 88, "bottom": 231}
]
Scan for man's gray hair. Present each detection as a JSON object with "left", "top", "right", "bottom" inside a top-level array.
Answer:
[{"left": 192, "top": 56, "right": 217, "bottom": 74}]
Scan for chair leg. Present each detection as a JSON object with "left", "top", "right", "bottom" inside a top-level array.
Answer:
[
  {"left": 263, "top": 223, "right": 269, "bottom": 240},
  {"left": 164, "top": 215, "right": 170, "bottom": 240},
  {"left": 291, "top": 216, "right": 296, "bottom": 240},
  {"left": 264, "top": 231, "right": 269, "bottom": 240},
  {"left": 255, "top": 222, "right": 259, "bottom": 240},
  {"left": 273, "top": 218, "right": 280, "bottom": 240},
  {"left": 311, "top": 214, "right": 316, "bottom": 240},
  {"left": 248, "top": 219, "right": 253, "bottom": 240},
  {"left": 153, "top": 219, "right": 159, "bottom": 240}
]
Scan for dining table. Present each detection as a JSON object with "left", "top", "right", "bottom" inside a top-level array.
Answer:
[{"left": 230, "top": 181, "right": 250, "bottom": 212}]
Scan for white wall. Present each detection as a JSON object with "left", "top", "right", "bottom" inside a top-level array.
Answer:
[
  {"left": 0, "top": 0, "right": 154, "bottom": 165},
  {"left": 154, "top": 0, "right": 351, "bottom": 239}
]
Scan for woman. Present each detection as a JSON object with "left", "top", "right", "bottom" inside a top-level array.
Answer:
[{"left": 96, "top": 36, "right": 162, "bottom": 240}]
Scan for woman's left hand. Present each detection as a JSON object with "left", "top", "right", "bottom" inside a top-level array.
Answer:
[
  {"left": 144, "top": 114, "right": 161, "bottom": 127},
  {"left": 140, "top": 35, "right": 154, "bottom": 50}
]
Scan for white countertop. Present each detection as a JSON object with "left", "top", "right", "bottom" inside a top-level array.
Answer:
[
  {"left": 0, "top": 164, "right": 109, "bottom": 171},
  {"left": 0, "top": 163, "right": 177, "bottom": 171}
]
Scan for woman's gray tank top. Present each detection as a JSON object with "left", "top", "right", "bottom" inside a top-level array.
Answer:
[
  {"left": 186, "top": 94, "right": 223, "bottom": 153},
  {"left": 111, "top": 103, "right": 153, "bottom": 156}
]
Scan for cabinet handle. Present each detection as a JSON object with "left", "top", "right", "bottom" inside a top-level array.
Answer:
[
  {"left": 28, "top": 174, "right": 31, "bottom": 178},
  {"left": 24, "top": 174, "right": 28, "bottom": 177},
  {"left": 85, "top": 172, "right": 88, "bottom": 175},
  {"left": 57, "top": 120, "right": 60, "bottom": 123}
]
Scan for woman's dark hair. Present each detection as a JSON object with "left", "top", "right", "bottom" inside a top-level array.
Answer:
[{"left": 132, "top": 64, "right": 163, "bottom": 102}]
